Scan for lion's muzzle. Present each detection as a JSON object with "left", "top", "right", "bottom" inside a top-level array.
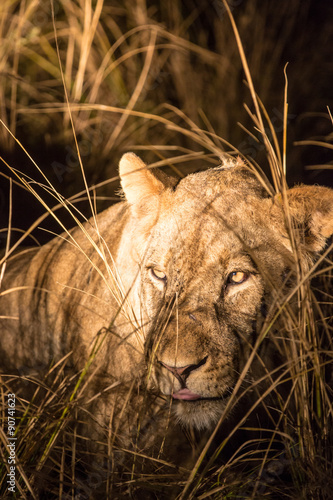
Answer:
[{"left": 160, "top": 356, "right": 208, "bottom": 400}]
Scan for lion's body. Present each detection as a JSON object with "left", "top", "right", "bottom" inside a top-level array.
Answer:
[
  {"left": 1, "top": 153, "right": 333, "bottom": 457},
  {"left": 0, "top": 203, "right": 129, "bottom": 370}
]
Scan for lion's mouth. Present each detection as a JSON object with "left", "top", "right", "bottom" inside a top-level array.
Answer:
[
  {"left": 171, "top": 388, "right": 231, "bottom": 402},
  {"left": 172, "top": 388, "right": 201, "bottom": 401}
]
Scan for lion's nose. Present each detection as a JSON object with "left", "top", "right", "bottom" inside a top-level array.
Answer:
[{"left": 160, "top": 356, "right": 208, "bottom": 385}]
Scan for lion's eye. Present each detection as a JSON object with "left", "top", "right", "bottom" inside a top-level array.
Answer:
[
  {"left": 228, "top": 271, "right": 249, "bottom": 285},
  {"left": 150, "top": 268, "right": 167, "bottom": 282}
]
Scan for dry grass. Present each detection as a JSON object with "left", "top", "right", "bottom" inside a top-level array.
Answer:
[{"left": 0, "top": 0, "right": 332, "bottom": 498}]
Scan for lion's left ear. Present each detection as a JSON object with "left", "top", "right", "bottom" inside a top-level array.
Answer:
[
  {"left": 273, "top": 185, "right": 333, "bottom": 253},
  {"left": 119, "top": 153, "right": 165, "bottom": 206},
  {"left": 119, "top": 152, "right": 177, "bottom": 219}
]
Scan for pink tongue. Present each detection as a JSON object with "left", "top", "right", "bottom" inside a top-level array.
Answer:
[{"left": 172, "top": 388, "right": 201, "bottom": 401}]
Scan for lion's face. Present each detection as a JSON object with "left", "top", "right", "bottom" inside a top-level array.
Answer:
[
  {"left": 139, "top": 178, "right": 292, "bottom": 428},
  {"left": 118, "top": 153, "right": 333, "bottom": 430}
]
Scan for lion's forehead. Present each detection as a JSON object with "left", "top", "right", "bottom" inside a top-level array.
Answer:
[
  {"left": 174, "top": 164, "right": 268, "bottom": 204},
  {"left": 154, "top": 196, "right": 269, "bottom": 249},
  {"left": 147, "top": 208, "right": 271, "bottom": 272},
  {"left": 151, "top": 210, "right": 235, "bottom": 248}
]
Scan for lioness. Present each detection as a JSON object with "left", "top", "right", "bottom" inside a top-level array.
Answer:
[{"left": 1, "top": 153, "right": 332, "bottom": 468}]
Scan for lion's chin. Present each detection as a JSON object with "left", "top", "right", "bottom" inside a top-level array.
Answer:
[{"left": 173, "top": 398, "right": 228, "bottom": 430}]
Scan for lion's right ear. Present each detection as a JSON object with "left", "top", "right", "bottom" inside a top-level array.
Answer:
[
  {"left": 267, "top": 184, "right": 333, "bottom": 255},
  {"left": 119, "top": 153, "right": 167, "bottom": 208}
]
